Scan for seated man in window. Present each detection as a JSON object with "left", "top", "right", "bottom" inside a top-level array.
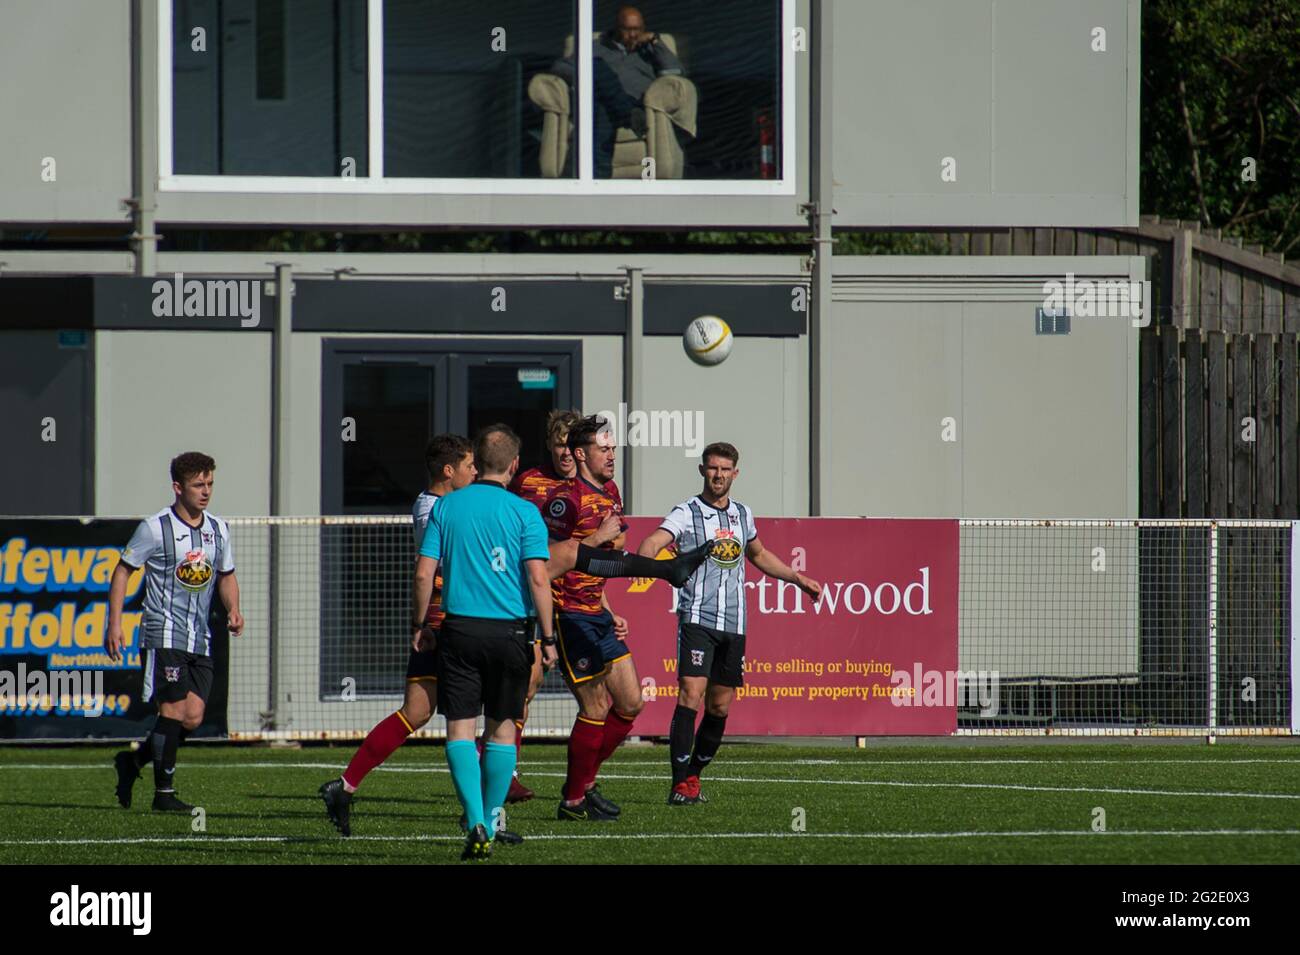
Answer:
[{"left": 550, "top": 5, "right": 685, "bottom": 178}]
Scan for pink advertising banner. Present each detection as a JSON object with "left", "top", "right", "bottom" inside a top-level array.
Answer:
[{"left": 607, "top": 517, "right": 960, "bottom": 736}]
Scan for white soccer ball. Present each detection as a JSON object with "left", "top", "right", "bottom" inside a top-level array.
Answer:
[{"left": 683, "top": 315, "right": 733, "bottom": 366}]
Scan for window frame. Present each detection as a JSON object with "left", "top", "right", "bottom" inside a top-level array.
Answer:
[{"left": 158, "top": 0, "right": 796, "bottom": 195}]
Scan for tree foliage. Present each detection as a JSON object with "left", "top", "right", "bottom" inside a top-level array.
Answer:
[{"left": 1142, "top": 0, "right": 1300, "bottom": 254}]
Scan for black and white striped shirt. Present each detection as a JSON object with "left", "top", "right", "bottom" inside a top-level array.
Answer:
[
  {"left": 659, "top": 496, "right": 757, "bottom": 635},
  {"left": 120, "top": 507, "right": 235, "bottom": 655}
]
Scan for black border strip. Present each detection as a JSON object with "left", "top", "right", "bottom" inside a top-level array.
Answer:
[{"left": 644, "top": 283, "right": 807, "bottom": 336}]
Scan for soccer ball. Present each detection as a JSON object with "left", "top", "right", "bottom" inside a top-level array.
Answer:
[{"left": 683, "top": 315, "right": 733, "bottom": 366}]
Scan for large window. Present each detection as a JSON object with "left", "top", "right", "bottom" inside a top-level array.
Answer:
[
  {"left": 161, "top": 0, "right": 793, "bottom": 192},
  {"left": 383, "top": 1, "right": 575, "bottom": 179},
  {"left": 170, "top": 0, "right": 369, "bottom": 176}
]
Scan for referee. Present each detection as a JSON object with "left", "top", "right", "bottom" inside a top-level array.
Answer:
[{"left": 413, "top": 424, "right": 557, "bottom": 861}]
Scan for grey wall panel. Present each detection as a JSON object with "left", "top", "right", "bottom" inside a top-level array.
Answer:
[
  {"left": 823, "top": 301, "right": 965, "bottom": 517},
  {"left": 0, "top": 0, "right": 132, "bottom": 223},
  {"left": 153, "top": 191, "right": 809, "bottom": 230},
  {"left": 0, "top": 331, "right": 94, "bottom": 514},
  {"left": 826, "top": 256, "right": 1140, "bottom": 519},
  {"left": 834, "top": 1, "right": 993, "bottom": 198},
  {"left": 94, "top": 331, "right": 271, "bottom": 516},
  {"left": 831, "top": 0, "right": 1139, "bottom": 227},
  {"left": 992, "top": 0, "right": 1129, "bottom": 198},
  {"left": 635, "top": 334, "right": 808, "bottom": 520},
  {"left": 961, "top": 300, "right": 1135, "bottom": 518}
]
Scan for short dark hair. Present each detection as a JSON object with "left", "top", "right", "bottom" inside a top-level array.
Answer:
[
  {"left": 475, "top": 424, "right": 521, "bottom": 474},
  {"left": 701, "top": 442, "right": 739, "bottom": 467},
  {"left": 566, "top": 415, "right": 610, "bottom": 454},
  {"left": 170, "top": 451, "right": 216, "bottom": 486},
  {"left": 425, "top": 433, "right": 472, "bottom": 480}
]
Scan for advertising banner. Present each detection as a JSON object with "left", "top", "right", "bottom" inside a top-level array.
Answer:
[
  {"left": 0, "top": 519, "right": 229, "bottom": 739},
  {"left": 607, "top": 517, "right": 960, "bottom": 735}
]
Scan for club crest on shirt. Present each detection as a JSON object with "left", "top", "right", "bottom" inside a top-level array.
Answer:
[
  {"left": 202, "top": 530, "right": 215, "bottom": 545},
  {"left": 175, "top": 548, "right": 214, "bottom": 592},
  {"left": 708, "top": 529, "right": 743, "bottom": 569},
  {"left": 164, "top": 666, "right": 181, "bottom": 682}
]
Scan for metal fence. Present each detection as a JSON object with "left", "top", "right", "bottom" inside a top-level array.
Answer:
[
  {"left": 3, "top": 516, "right": 1290, "bottom": 740},
  {"left": 226, "top": 516, "right": 580, "bottom": 741},
  {"left": 958, "top": 520, "right": 1293, "bottom": 736},
  {"left": 213, "top": 516, "right": 1296, "bottom": 740}
]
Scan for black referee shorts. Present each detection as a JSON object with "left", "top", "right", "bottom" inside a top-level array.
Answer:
[{"left": 435, "top": 614, "right": 532, "bottom": 722}]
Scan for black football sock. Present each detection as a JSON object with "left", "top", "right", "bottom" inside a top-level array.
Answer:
[
  {"left": 689, "top": 712, "right": 727, "bottom": 778},
  {"left": 151, "top": 716, "right": 183, "bottom": 792},
  {"left": 669, "top": 705, "right": 698, "bottom": 785},
  {"left": 575, "top": 541, "right": 712, "bottom": 588},
  {"left": 133, "top": 734, "right": 154, "bottom": 769}
]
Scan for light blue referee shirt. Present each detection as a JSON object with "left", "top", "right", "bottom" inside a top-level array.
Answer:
[{"left": 418, "top": 480, "right": 550, "bottom": 620}]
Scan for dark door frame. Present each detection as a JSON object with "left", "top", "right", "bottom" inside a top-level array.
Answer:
[{"left": 321, "top": 337, "right": 583, "bottom": 514}]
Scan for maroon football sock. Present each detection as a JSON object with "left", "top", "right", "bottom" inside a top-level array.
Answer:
[
  {"left": 342, "top": 710, "right": 413, "bottom": 790},
  {"left": 589, "top": 710, "right": 635, "bottom": 788},
  {"left": 563, "top": 716, "right": 606, "bottom": 803}
]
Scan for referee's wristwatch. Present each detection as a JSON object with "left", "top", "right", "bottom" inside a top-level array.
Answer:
[
  {"left": 411, "top": 619, "right": 425, "bottom": 631},
  {"left": 540, "top": 635, "right": 557, "bottom": 646}
]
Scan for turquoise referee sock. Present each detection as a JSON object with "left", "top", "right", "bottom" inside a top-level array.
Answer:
[
  {"left": 446, "top": 739, "right": 485, "bottom": 833},
  {"left": 481, "top": 742, "right": 518, "bottom": 839}
]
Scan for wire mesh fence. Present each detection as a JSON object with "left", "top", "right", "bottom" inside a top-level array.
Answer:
[
  {"left": 7, "top": 515, "right": 1283, "bottom": 740},
  {"left": 226, "top": 516, "right": 578, "bottom": 740},
  {"left": 958, "top": 520, "right": 1293, "bottom": 735}
]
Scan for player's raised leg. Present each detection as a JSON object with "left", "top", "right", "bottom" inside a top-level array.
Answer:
[{"left": 547, "top": 535, "right": 713, "bottom": 586}]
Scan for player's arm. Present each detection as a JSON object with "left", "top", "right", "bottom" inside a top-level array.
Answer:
[
  {"left": 411, "top": 501, "right": 445, "bottom": 647},
  {"left": 412, "top": 555, "right": 438, "bottom": 636},
  {"left": 105, "top": 562, "right": 133, "bottom": 663},
  {"left": 600, "top": 590, "right": 629, "bottom": 639},
  {"left": 636, "top": 527, "right": 675, "bottom": 558},
  {"left": 106, "top": 521, "right": 154, "bottom": 662},
  {"left": 523, "top": 509, "right": 558, "bottom": 669},
  {"left": 526, "top": 559, "right": 555, "bottom": 670},
  {"left": 216, "top": 571, "right": 244, "bottom": 637},
  {"left": 746, "top": 536, "right": 821, "bottom": 599}
]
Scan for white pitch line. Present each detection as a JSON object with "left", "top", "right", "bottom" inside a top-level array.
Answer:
[
  {"left": 4, "top": 757, "right": 1300, "bottom": 772},
  {"left": 1, "top": 763, "right": 1295, "bottom": 801},
  {"left": 2, "top": 829, "right": 1299, "bottom": 848}
]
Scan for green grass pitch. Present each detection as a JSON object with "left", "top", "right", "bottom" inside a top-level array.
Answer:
[{"left": 1, "top": 741, "right": 1298, "bottom": 864}]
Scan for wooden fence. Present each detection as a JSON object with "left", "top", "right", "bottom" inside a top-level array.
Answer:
[
  {"left": 941, "top": 215, "right": 1300, "bottom": 332},
  {"left": 1141, "top": 326, "right": 1299, "bottom": 518}
]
